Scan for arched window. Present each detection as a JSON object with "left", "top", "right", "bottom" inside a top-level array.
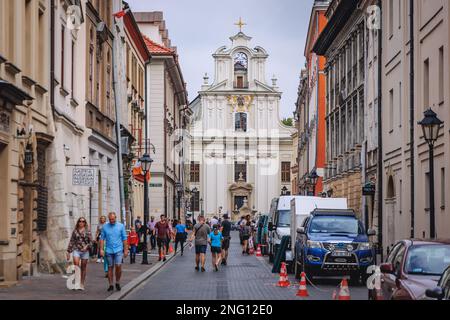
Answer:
[
  {"left": 234, "top": 52, "right": 248, "bottom": 89},
  {"left": 235, "top": 112, "right": 247, "bottom": 132},
  {"left": 387, "top": 175, "right": 395, "bottom": 199}
]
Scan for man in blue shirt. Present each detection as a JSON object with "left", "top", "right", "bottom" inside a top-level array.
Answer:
[
  {"left": 174, "top": 219, "right": 187, "bottom": 256},
  {"left": 100, "top": 212, "right": 129, "bottom": 292}
]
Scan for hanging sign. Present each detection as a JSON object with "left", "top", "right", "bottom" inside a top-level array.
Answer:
[{"left": 72, "top": 168, "right": 96, "bottom": 187}]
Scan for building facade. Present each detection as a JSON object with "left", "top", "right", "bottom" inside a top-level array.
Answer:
[
  {"left": 0, "top": 0, "right": 53, "bottom": 284},
  {"left": 381, "top": 0, "right": 450, "bottom": 254},
  {"left": 189, "top": 30, "right": 295, "bottom": 221},
  {"left": 136, "top": 12, "right": 189, "bottom": 221},
  {"left": 314, "top": 0, "right": 368, "bottom": 217},
  {"left": 296, "top": 0, "right": 329, "bottom": 197}
]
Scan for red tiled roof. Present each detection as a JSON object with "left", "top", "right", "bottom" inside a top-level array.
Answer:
[{"left": 142, "top": 34, "right": 174, "bottom": 55}]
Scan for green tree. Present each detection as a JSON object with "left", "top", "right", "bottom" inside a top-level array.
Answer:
[{"left": 282, "top": 118, "right": 293, "bottom": 127}]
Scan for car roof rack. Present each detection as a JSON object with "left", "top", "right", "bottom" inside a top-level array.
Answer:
[{"left": 310, "top": 208, "right": 356, "bottom": 217}]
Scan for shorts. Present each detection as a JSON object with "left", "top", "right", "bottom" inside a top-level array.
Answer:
[
  {"left": 242, "top": 235, "right": 250, "bottom": 241},
  {"left": 106, "top": 252, "right": 123, "bottom": 267},
  {"left": 157, "top": 238, "right": 169, "bottom": 248},
  {"left": 195, "top": 245, "right": 207, "bottom": 254},
  {"left": 73, "top": 250, "right": 90, "bottom": 260},
  {"left": 222, "top": 237, "right": 231, "bottom": 250},
  {"left": 211, "top": 246, "right": 222, "bottom": 254}
]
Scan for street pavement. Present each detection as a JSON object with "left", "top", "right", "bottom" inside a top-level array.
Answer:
[
  {"left": 0, "top": 251, "right": 160, "bottom": 300},
  {"left": 125, "top": 231, "right": 369, "bottom": 300}
]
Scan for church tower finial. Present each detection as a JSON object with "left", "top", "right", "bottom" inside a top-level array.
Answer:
[{"left": 234, "top": 17, "right": 247, "bottom": 33}]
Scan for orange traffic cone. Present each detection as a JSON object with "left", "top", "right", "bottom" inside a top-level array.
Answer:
[
  {"left": 337, "top": 278, "right": 351, "bottom": 300},
  {"left": 256, "top": 245, "right": 262, "bottom": 257},
  {"left": 276, "top": 262, "right": 290, "bottom": 287},
  {"left": 296, "top": 272, "right": 309, "bottom": 297}
]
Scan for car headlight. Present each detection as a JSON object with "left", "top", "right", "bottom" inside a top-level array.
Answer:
[
  {"left": 358, "top": 242, "right": 372, "bottom": 250},
  {"left": 307, "top": 240, "right": 322, "bottom": 249},
  {"left": 347, "top": 244, "right": 355, "bottom": 252}
]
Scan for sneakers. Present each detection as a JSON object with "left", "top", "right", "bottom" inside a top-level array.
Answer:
[
  {"left": 163, "top": 257, "right": 167, "bottom": 262},
  {"left": 107, "top": 285, "right": 114, "bottom": 292},
  {"left": 96, "top": 258, "right": 101, "bottom": 263},
  {"left": 79, "top": 284, "right": 85, "bottom": 291},
  {"left": 201, "top": 267, "right": 206, "bottom": 272},
  {"left": 115, "top": 283, "right": 121, "bottom": 291}
]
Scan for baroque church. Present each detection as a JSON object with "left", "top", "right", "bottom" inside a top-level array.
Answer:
[{"left": 188, "top": 22, "right": 295, "bottom": 221}]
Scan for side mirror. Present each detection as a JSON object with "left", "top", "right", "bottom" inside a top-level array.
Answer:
[
  {"left": 367, "top": 229, "right": 377, "bottom": 237},
  {"left": 425, "top": 287, "right": 445, "bottom": 300},
  {"left": 380, "top": 263, "right": 394, "bottom": 274},
  {"left": 297, "top": 227, "right": 306, "bottom": 235},
  {"left": 268, "top": 222, "right": 274, "bottom": 231}
]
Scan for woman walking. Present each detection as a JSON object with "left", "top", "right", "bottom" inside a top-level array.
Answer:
[
  {"left": 173, "top": 220, "right": 187, "bottom": 256},
  {"left": 95, "top": 216, "right": 106, "bottom": 263},
  {"left": 209, "top": 225, "right": 223, "bottom": 271},
  {"left": 66, "top": 217, "right": 93, "bottom": 290},
  {"left": 241, "top": 221, "right": 252, "bottom": 255}
]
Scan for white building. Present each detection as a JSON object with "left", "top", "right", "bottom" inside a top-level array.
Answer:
[{"left": 189, "top": 30, "right": 295, "bottom": 221}]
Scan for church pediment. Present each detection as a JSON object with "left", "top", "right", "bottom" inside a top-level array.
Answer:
[
  {"left": 229, "top": 182, "right": 253, "bottom": 193},
  {"left": 254, "top": 80, "right": 279, "bottom": 93}
]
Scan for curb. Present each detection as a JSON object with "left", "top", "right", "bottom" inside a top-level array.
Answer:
[{"left": 106, "top": 243, "right": 188, "bottom": 300}]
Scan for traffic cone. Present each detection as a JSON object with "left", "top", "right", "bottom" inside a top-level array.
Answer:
[
  {"left": 296, "top": 272, "right": 309, "bottom": 297},
  {"left": 337, "top": 278, "right": 351, "bottom": 300},
  {"left": 276, "top": 262, "right": 290, "bottom": 287},
  {"left": 256, "top": 245, "right": 262, "bottom": 257}
]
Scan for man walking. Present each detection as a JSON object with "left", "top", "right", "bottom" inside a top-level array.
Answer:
[
  {"left": 100, "top": 212, "right": 128, "bottom": 292},
  {"left": 189, "top": 216, "right": 211, "bottom": 272},
  {"left": 220, "top": 214, "right": 232, "bottom": 266},
  {"left": 147, "top": 216, "right": 156, "bottom": 251},
  {"left": 154, "top": 215, "right": 171, "bottom": 262}
]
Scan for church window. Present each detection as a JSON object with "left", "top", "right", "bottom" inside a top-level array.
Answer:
[
  {"left": 281, "top": 162, "right": 291, "bottom": 182},
  {"left": 190, "top": 162, "right": 200, "bottom": 182},
  {"left": 234, "top": 52, "right": 248, "bottom": 88},
  {"left": 235, "top": 112, "right": 247, "bottom": 132},
  {"left": 235, "top": 162, "right": 247, "bottom": 182}
]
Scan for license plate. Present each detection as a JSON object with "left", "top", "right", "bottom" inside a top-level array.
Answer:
[{"left": 332, "top": 251, "right": 351, "bottom": 257}]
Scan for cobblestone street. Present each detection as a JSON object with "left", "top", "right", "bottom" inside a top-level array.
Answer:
[{"left": 125, "top": 232, "right": 368, "bottom": 300}]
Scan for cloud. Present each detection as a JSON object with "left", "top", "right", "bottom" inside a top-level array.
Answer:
[{"left": 128, "top": 0, "right": 313, "bottom": 118}]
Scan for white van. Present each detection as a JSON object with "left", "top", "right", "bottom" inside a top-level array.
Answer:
[{"left": 268, "top": 196, "right": 295, "bottom": 262}]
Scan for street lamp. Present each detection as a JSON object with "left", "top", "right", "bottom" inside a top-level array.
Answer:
[
  {"left": 418, "top": 108, "right": 444, "bottom": 239},
  {"left": 140, "top": 153, "right": 153, "bottom": 264},
  {"left": 200, "top": 198, "right": 204, "bottom": 216},
  {"left": 309, "top": 170, "right": 319, "bottom": 196},
  {"left": 175, "top": 182, "right": 183, "bottom": 221}
]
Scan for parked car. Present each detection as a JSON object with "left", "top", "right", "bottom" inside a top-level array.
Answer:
[
  {"left": 295, "top": 209, "right": 376, "bottom": 283},
  {"left": 370, "top": 239, "right": 450, "bottom": 300},
  {"left": 426, "top": 265, "right": 450, "bottom": 300}
]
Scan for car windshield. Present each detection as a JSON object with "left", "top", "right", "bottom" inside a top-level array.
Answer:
[
  {"left": 405, "top": 245, "right": 450, "bottom": 276},
  {"left": 309, "top": 216, "right": 361, "bottom": 235},
  {"left": 277, "top": 210, "right": 290, "bottom": 227}
]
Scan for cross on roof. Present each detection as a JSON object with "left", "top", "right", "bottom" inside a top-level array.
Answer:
[{"left": 234, "top": 17, "right": 247, "bottom": 32}]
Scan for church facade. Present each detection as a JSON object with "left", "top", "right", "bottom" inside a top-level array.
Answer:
[{"left": 189, "top": 29, "right": 295, "bottom": 221}]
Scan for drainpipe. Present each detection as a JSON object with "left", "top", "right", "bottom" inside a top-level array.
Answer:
[
  {"left": 377, "top": 0, "right": 384, "bottom": 260},
  {"left": 409, "top": 0, "right": 415, "bottom": 239},
  {"left": 111, "top": 18, "right": 126, "bottom": 225},
  {"left": 50, "top": 0, "right": 55, "bottom": 117}
]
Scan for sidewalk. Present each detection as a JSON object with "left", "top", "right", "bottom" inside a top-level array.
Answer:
[{"left": 0, "top": 249, "right": 165, "bottom": 300}]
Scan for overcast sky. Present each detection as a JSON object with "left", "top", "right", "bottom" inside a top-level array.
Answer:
[{"left": 128, "top": 0, "right": 314, "bottom": 119}]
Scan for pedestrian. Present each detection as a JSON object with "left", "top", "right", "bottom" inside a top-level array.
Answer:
[
  {"left": 154, "top": 215, "right": 171, "bottom": 262},
  {"left": 210, "top": 216, "right": 219, "bottom": 227},
  {"left": 220, "top": 214, "right": 232, "bottom": 266},
  {"left": 242, "top": 221, "right": 252, "bottom": 255},
  {"left": 136, "top": 222, "right": 146, "bottom": 254},
  {"left": 173, "top": 219, "right": 187, "bottom": 256},
  {"left": 239, "top": 216, "right": 246, "bottom": 245},
  {"left": 189, "top": 215, "right": 211, "bottom": 272},
  {"left": 95, "top": 216, "right": 106, "bottom": 263},
  {"left": 99, "top": 212, "right": 129, "bottom": 292},
  {"left": 66, "top": 217, "right": 93, "bottom": 291},
  {"left": 147, "top": 216, "right": 157, "bottom": 251},
  {"left": 134, "top": 216, "right": 142, "bottom": 230},
  {"left": 127, "top": 226, "right": 139, "bottom": 264},
  {"left": 208, "top": 225, "right": 223, "bottom": 272}
]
